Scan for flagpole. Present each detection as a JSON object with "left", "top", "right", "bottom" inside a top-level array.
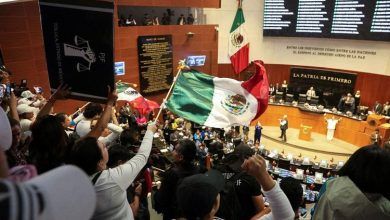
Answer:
[
  {"left": 116, "top": 80, "right": 138, "bottom": 88},
  {"left": 153, "top": 60, "right": 188, "bottom": 123},
  {"left": 69, "top": 101, "right": 90, "bottom": 118}
]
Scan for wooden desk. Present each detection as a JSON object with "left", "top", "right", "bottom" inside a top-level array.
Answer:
[
  {"left": 253, "top": 105, "right": 370, "bottom": 147},
  {"left": 299, "top": 125, "right": 312, "bottom": 141}
]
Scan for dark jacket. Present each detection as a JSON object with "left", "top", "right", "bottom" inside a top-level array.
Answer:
[
  {"left": 280, "top": 119, "right": 288, "bottom": 130},
  {"left": 154, "top": 164, "right": 199, "bottom": 219}
]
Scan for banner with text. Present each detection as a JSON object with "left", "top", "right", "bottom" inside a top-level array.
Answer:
[
  {"left": 39, "top": 0, "right": 114, "bottom": 102},
  {"left": 203, "top": 0, "right": 390, "bottom": 75},
  {"left": 289, "top": 67, "right": 357, "bottom": 107}
]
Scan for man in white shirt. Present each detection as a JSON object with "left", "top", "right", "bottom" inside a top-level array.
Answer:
[
  {"left": 306, "top": 87, "right": 316, "bottom": 101},
  {"left": 74, "top": 103, "right": 122, "bottom": 146},
  {"left": 16, "top": 104, "right": 38, "bottom": 132},
  {"left": 324, "top": 113, "right": 341, "bottom": 141}
]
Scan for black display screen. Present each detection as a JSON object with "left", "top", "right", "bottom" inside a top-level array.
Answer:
[{"left": 263, "top": 0, "right": 390, "bottom": 41}]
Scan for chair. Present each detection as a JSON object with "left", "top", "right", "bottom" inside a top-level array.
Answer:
[
  {"left": 285, "top": 94, "right": 294, "bottom": 103},
  {"left": 278, "top": 158, "right": 291, "bottom": 170},
  {"left": 299, "top": 164, "right": 312, "bottom": 173},
  {"left": 302, "top": 157, "right": 310, "bottom": 165},
  {"left": 319, "top": 167, "right": 333, "bottom": 178},
  {"left": 314, "top": 172, "right": 324, "bottom": 184},
  {"left": 296, "top": 169, "right": 304, "bottom": 180},
  {"left": 336, "top": 161, "right": 344, "bottom": 169},
  {"left": 310, "top": 95, "right": 319, "bottom": 105},
  {"left": 275, "top": 92, "right": 283, "bottom": 102},
  {"left": 310, "top": 164, "right": 320, "bottom": 176},
  {"left": 298, "top": 94, "right": 307, "bottom": 104},
  {"left": 319, "top": 160, "right": 327, "bottom": 168}
]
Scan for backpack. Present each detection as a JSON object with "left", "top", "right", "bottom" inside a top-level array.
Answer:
[{"left": 215, "top": 165, "right": 244, "bottom": 220}]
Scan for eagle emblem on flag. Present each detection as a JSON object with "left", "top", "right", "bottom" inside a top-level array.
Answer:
[{"left": 221, "top": 94, "right": 249, "bottom": 115}]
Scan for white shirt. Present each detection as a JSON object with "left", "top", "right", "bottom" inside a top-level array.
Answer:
[
  {"left": 91, "top": 130, "right": 154, "bottom": 220},
  {"left": 76, "top": 117, "right": 123, "bottom": 145},
  {"left": 259, "top": 182, "right": 295, "bottom": 220},
  {"left": 306, "top": 89, "right": 316, "bottom": 97},
  {"left": 98, "top": 124, "right": 123, "bottom": 146},
  {"left": 20, "top": 119, "right": 32, "bottom": 132},
  {"left": 75, "top": 119, "right": 93, "bottom": 137},
  {"left": 326, "top": 119, "right": 338, "bottom": 130}
]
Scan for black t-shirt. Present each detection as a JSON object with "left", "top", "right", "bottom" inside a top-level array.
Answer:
[
  {"left": 234, "top": 173, "right": 262, "bottom": 220},
  {"left": 154, "top": 165, "right": 200, "bottom": 219}
]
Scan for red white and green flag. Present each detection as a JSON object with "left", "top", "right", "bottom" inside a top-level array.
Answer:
[
  {"left": 116, "top": 82, "right": 160, "bottom": 115},
  {"left": 229, "top": 1, "right": 249, "bottom": 74},
  {"left": 166, "top": 61, "right": 269, "bottom": 128}
]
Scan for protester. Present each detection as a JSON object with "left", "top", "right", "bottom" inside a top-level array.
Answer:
[
  {"left": 5, "top": 118, "right": 28, "bottom": 168},
  {"left": 176, "top": 169, "right": 225, "bottom": 219},
  {"left": 70, "top": 87, "right": 157, "bottom": 220},
  {"left": 241, "top": 155, "right": 295, "bottom": 220},
  {"left": 279, "top": 177, "right": 304, "bottom": 220},
  {"left": 216, "top": 143, "right": 265, "bottom": 220},
  {"left": 312, "top": 145, "right": 390, "bottom": 219},
  {"left": 154, "top": 139, "right": 200, "bottom": 219},
  {"left": 107, "top": 144, "right": 143, "bottom": 219},
  {"left": 29, "top": 85, "right": 72, "bottom": 174}
]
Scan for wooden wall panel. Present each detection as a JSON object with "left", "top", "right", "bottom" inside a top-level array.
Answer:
[
  {"left": 0, "top": 0, "right": 51, "bottom": 100},
  {"left": 218, "top": 64, "right": 390, "bottom": 108},
  {"left": 115, "top": 24, "right": 219, "bottom": 105},
  {"left": 115, "top": 0, "right": 221, "bottom": 8},
  {"left": 0, "top": 1, "right": 219, "bottom": 114}
]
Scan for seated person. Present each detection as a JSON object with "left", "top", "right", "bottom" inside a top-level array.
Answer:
[
  {"left": 306, "top": 87, "right": 316, "bottom": 101},
  {"left": 373, "top": 101, "right": 384, "bottom": 115},
  {"left": 343, "top": 93, "right": 355, "bottom": 113},
  {"left": 337, "top": 94, "right": 347, "bottom": 112},
  {"left": 383, "top": 101, "right": 390, "bottom": 116}
]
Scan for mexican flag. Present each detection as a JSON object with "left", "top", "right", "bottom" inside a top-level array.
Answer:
[
  {"left": 166, "top": 60, "right": 269, "bottom": 128},
  {"left": 116, "top": 82, "right": 159, "bottom": 115},
  {"left": 116, "top": 82, "right": 142, "bottom": 102},
  {"left": 229, "top": 6, "right": 249, "bottom": 74}
]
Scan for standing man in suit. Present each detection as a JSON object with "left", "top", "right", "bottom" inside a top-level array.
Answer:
[
  {"left": 254, "top": 121, "right": 263, "bottom": 144},
  {"left": 279, "top": 115, "right": 288, "bottom": 142},
  {"left": 373, "top": 101, "right": 383, "bottom": 115},
  {"left": 177, "top": 14, "right": 186, "bottom": 25}
]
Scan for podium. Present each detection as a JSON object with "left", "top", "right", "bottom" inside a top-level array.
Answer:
[
  {"left": 299, "top": 125, "right": 312, "bottom": 141},
  {"left": 367, "top": 114, "right": 386, "bottom": 127},
  {"left": 379, "top": 123, "right": 390, "bottom": 147}
]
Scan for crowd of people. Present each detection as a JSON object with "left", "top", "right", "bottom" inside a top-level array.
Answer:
[
  {"left": 0, "top": 69, "right": 390, "bottom": 220},
  {"left": 269, "top": 80, "right": 390, "bottom": 119},
  {"left": 118, "top": 9, "right": 195, "bottom": 27}
]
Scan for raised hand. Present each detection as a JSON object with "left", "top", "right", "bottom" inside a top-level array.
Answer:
[
  {"left": 51, "top": 84, "right": 71, "bottom": 100},
  {"left": 147, "top": 122, "right": 158, "bottom": 133},
  {"left": 107, "top": 86, "right": 118, "bottom": 106}
]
